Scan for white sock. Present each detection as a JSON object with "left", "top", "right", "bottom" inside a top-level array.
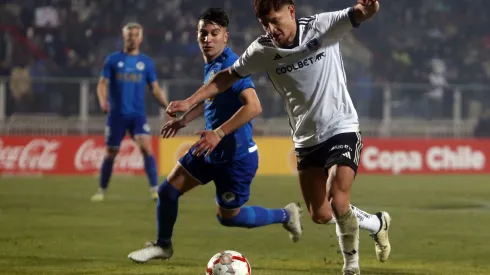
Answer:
[
  {"left": 350, "top": 205, "right": 381, "bottom": 234},
  {"left": 335, "top": 208, "right": 360, "bottom": 271},
  {"left": 327, "top": 205, "right": 381, "bottom": 234}
]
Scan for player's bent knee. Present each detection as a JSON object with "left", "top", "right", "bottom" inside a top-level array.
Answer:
[
  {"left": 138, "top": 143, "right": 152, "bottom": 156},
  {"left": 216, "top": 214, "right": 248, "bottom": 228},
  {"left": 311, "top": 213, "right": 333, "bottom": 224},
  {"left": 217, "top": 207, "right": 240, "bottom": 219},
  {"left": 134, "top": 136, "right": 152, "bottom": 156},
  {"left": 157, "top": 180, "right": 181, "bottom": 201},
  {"left": 105, "top": 147, "right": 119, "bottom": 159},
  {"left": 216, "top": 206, "right": 243, "bottom": 227}
]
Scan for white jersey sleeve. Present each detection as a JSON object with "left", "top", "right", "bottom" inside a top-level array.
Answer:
[
  {"left": 314, "top": 7, "right": 359, "bottom": 44},
  {"left": 232, "top": 39, "right": 266, "bottom": 77}
]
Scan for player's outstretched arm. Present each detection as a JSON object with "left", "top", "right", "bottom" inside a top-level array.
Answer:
[
  {"left": 161, "top": 102, "right": 205, "bottom": 138},
  {"left": 97, "top": 77, "right": 109, "bottom": 113},
  {"left": 150, "top": 81, "right": 170, "bottom": 109},
  {"left": 166, "top": 68, "right": 239, "bottom": 116},
  {"left": 217, "top": 88, "right": 261, "bottom": 137},
  {"left": 192, "top": 88, "right": 262, "bottom": 157},
  {"left": 353, "top": 0, "right": 380, "bottom": 23},
  {"left": 181, "top": 102, "right": 205, "bottom": 125}
]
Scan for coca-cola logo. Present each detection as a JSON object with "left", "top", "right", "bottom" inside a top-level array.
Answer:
[
  {"left": 0, "top": 139, "right": 60, "bottom": 171},
  {"left": 74, "top": 139, "right": 144, "bottom": 171}
]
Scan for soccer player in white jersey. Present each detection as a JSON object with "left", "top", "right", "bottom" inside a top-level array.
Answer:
[{"left": 167, "top": 1, "right": 388, "bottom": 274}]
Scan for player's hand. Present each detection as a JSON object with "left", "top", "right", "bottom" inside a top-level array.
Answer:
[
  {"left": 160, "top": 118, "right": 186, "bottom": 138},
  {"left": 192, "top": 130, "right": 222, "bottom": 157},
  {"left": 357, "top": 0, "right": 377, "bottom": 5},
  {"left": 166, "top": 100, "right": 191, "bottom": 117},
  {"left": 100, "top": 100, "right": 109, "bottom": 114}
]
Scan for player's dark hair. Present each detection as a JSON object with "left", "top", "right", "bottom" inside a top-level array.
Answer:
[
  {"left": 198, "top": 8, "right": 230, "bottom": 27},
  {"left": 254, "top": 0, "right": 295, "bottom": 18}
]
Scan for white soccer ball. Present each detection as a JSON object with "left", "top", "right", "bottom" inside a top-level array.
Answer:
[{"left": 206, "top": 250, "right": 251, "bottom": 275}]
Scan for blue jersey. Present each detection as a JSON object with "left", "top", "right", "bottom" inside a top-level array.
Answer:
[
  {"left": 203, "top": 47, "right": 256, "bottom": 163},
  {"left": 100, "top": 51, "right": 157, "bottom": 116}
]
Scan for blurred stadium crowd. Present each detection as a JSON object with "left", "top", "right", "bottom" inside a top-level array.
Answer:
[{"left": 1, "top": 0, "right": 489, "bottom": 133}]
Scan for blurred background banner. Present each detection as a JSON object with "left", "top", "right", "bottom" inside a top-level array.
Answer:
[
  {"left": 158, "top": 137, "right": 490, "bottom": 176},
  {"left": 0, "top": 136, "right": 158, "bottom": 175},
  {"left": 158, "top": 137, "right": 298, "bottom": 176}
]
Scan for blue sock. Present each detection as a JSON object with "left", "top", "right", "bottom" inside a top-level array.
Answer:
[
  {"left": 144, "top": 155, "right": 158, "bottom": 188},
  {"left": 156, "top": 180, "right": 181, "bottom": 247},
  {"left": 217, "top": 206, "right": 290, "bottom": 228},
  {"left": 99, "top": 158, "right": 114, "bottom": 190}
]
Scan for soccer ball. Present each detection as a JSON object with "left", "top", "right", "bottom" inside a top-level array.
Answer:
[{"left": 206, "top": 250, "right": 251, "bottom": 275}]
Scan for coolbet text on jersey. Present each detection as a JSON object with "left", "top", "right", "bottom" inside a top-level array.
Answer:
[{"left": 232, "top": 8, "right": 360, "bottom": 148}]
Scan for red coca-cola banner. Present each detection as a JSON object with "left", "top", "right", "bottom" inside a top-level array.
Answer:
[
  {"left": 0, "top": 136, "right": 158, "bottom": 175},
  {"left": 359, "top": 138, "right": 490, "bottom": 174},
  {"left": 1, "top": 136, "right": 489, "bottom": 175}
]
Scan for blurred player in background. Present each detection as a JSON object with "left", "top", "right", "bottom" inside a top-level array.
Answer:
[
  {"left": 127, "top": 8, "right": 302, "bottom": 263},
  {"left": 91, "top": 23, "right": 169, "bottom": 202},
  {"left": 166, "top": 1, "right": 389, "bottom": 274}
]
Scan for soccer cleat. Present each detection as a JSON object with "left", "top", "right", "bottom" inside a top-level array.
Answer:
[
  {"left": 282, "top": 202, "right": 303, "bottom": 243},
  {"left": 370, "top": 211, "right": 391, "bottom": 262},
  {"left": 90, "top": 192, "right": 105, "bottom": 202},
  {"left": 343, "top": 268, "right": 360, "bottom": 275},
  {"left": 151, "top": 192, "right": 159, "bottom": 201},
  {"left": 128, "top": 242, "right": 173, "bottom": 263}
]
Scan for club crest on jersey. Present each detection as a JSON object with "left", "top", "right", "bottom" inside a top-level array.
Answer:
[
  {"left": 221, "top": 192, "right": 236, "bottom": 203},
  {"left": 306, "top": 38, "right": 320, "bottom": 51},
  {"left": 136, "top": 61, "right": 145, "bottom": 71},
  {"left": 117, "top": 61, "right": 124, "bottom": 68}
]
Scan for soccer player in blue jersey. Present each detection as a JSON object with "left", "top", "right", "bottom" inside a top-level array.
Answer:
[
  {"left": 91, "top": 22, "right": 169, "bottom": 202},
  {"left": 127, "top": 8, "right": 303, "bottom": 262}
]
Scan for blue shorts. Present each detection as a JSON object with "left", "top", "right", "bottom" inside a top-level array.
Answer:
[
  {"left": 178, "top": 149, "right": 259, "bottom": 210},
  {"left": 105, "top": 114, "right": 150, "bottom": 148}
]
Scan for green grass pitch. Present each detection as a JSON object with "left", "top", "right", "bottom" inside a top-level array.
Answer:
[{"left": 1, "top": 175, "right": 490, "bottom": 275}]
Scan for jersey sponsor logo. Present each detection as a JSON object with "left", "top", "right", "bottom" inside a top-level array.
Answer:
[
  {"left": 116, "top": 72, "right": 143, "bottom": 82},
  {"left": 205, "top": 70, "right": 216, "bottom": 102},
  {"left": 275, "top": 51, "right": 326, "bottom": 75},
  {"left": 330, "top": 144, "right": 353, "bottom": 151}
]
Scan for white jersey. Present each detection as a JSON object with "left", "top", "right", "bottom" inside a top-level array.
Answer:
[{"left": 232, "top": 7, "right": 360, "bottom": 148}]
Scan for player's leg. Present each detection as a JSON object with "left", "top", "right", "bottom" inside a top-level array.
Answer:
[
  {"left": 128, "top": 151, "right": 213, "bottom": 263},
  {"left": 327, "top": 164, "right": 361, "bottom": 274},
  {"left": 131, "top": 116, "right": 159, "bottom": 200},
  {"left": 213, "top": 151, "right": 303, "bottom": 242},
  {"left": 296, "top": 133, "right": 391, "bottom": 272},
  {"left": 91, "top": 119, "right": 125, "bottom": 202},
  {"left": 296, "top": 145, "right": 385, "bottom": 234},
  {"left": 324, "top": 133, "right": 390, "bottom": 273}
]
